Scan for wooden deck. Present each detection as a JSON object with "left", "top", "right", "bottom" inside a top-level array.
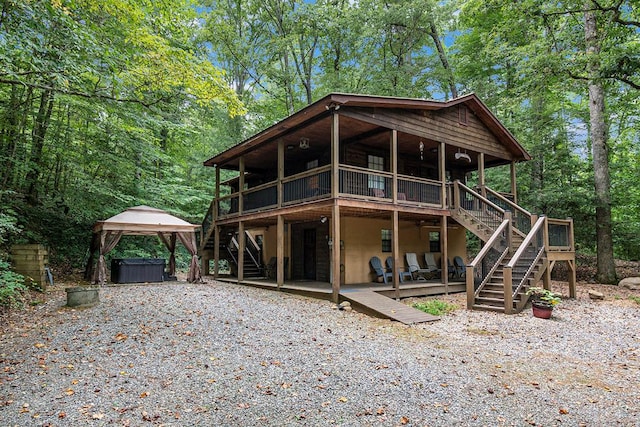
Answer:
[{"left": 209, "top": 276, "right": 464, "bottom": 323}]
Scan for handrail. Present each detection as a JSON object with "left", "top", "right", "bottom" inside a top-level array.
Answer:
[
  {"left": 282, "top": 164, "right": 331, "bottom": 183},
  {"left": 339, "top": 163, "right": 393, "bottom": 178},
  {"left": 465, "top": 218, "right": 511, "bottom": 309},
  {"left": 506, "top": 216, "right": 546, "bottom": 269},
  {"left": 483, "top": 186, "right": 531, "bottom": 218},
  {"left": 456, "top": 181, "right": 506, "bottom": 216}
]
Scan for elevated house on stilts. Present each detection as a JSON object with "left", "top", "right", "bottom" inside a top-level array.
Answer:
[{"left": 199, "top": 93, "right": 576, "bottom": 322}]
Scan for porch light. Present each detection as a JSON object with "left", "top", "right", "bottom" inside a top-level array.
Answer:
[
  {"left": 419, "top": 140, "right": 424, "bottom": 160},
  {"left": 320, "top": 216, "right": 327, "bottom": 223},
  {"left": 299, "top": 137, "right": 310, "bottom": 149}
]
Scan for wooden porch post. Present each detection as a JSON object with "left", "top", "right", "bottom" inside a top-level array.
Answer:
[
  {"left": 238, "top": 221, "right": 245, "bottom": 282},
  {"left": 331, "top": 204, "right": 341, "bottom": 303},
  {"left": 510, "top": 161, "right": 518, "bottom": 204},
  {"left": 478, "top": 152, "right": 486, "bottom": 197},
  {"left": 391, "top": 130, "right": 398, "bottom": 203},
  {"left": 213, "top": 225, "right": 220, "bottom": 279},
  {"left": 441, "top": 215, "right": 448, "bottom": 291},
  {"left": 278, "top": 139, "right": 284, "bottom": 208},
  {"left": 439, "top": 142, "right": 446, "bottom": 208},
  {"left": 331, "top": 111, "right": 339, "bottom": 198},
  {"left": 568, "top": 217, "right": 576, "bottom": 298},
  {"left": 238, "top": 157, "right": 245, "bottom": 214},
  {"left": 392, "top": 210, "right": 400, "bottom": 300},
  {"left": 277, "top": 215, "right": 284, "bottom": 289}
]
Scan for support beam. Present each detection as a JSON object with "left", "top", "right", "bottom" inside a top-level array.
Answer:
[
  {"left": 392, "top": 210, "right": 400, "bottom": 300},
  {"left": 278, "top": 139, "right": 284, "bottom": 208},
  {"left": 439, "top": 141, "right": 446, "bottom": 208},
  {"left": 277, "top": 215, "right": 284, "bottom": 289},
  {"left": 391, "top": 130, "right": 398, "bottom": 203},
  {"left": 441, "top": 215, "right": 448, "bottom": 289},
  {"left": 213, "top": 226, "right": 220, "bottom": 279},
  {"left": 510, "top": 161, "right": 518, "bottom": 204},
  {"left": 478, "top": 152, "right": 486, "bottom": 197},
  {"left": 331, "top": 203, "right": 341, "bottom": 303},
  {"left": 331, "top": 111, "right": 340, "bottom": 198},
  {"left": 238, "top": 157, "right": 245, "bottom": 214},
  {"left": 238, "top": 222, "right": 245, "bottom": 282}
]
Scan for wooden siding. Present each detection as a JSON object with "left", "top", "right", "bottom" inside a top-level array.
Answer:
[{"left": 340, "top": 106, "right": 514, "bottom": 161}]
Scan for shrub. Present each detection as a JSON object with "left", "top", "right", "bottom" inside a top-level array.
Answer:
[{"left": 0, "top": 259, "right": 27, "bottom": 308}]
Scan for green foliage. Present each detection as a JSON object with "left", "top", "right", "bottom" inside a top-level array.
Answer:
[
  {"left": 630, "top": 296, "right": 640, "bottom": 305},
  {"left": 412, "top": 299, "right": 457, "bottom": 316},
  {"left": 526, "top": 287, "right": 561, "bottom": 307},
  {"left": 0, "top": 259, "right": 27, "bottom": 308}
]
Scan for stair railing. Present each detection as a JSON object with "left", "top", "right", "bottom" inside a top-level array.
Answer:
[
  {"left": 199, "top": 200, "right": 215, "bottom": 252},
  {"left": 454, "top": 181, "right": 506, "bottom": 231},
  {"left": 465, "top": 215, "right": 512, "bottom": 309},
  {"left": 227, "top": 231, "right": 261, "bottom": 271},
  {"left": 503, "top": 216, "right": 548, "bottom": 314},
  {"left": 482, "top": 186, "right": 532, "bottom": 235}
]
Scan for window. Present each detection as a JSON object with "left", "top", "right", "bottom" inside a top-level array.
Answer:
[
  {"left": 381, "top": 229, "right": 391, "bottom": 252},
  {"left": 368, "top": 154, "right": 385, "bottom": 191},
  {"left": 458, "top": 105, "right": 468, "bottom": 125},
  {"left": 429, "top": 231, "right": 441, "bottom": 253},
  {"left": 306, "top": 159, "right": 318, "bottom": 170}
]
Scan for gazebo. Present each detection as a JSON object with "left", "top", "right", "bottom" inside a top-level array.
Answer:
[{"left": 86, "top": 206, "right": 202, "bottom": 284}]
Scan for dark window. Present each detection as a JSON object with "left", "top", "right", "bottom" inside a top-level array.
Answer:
[
  {"left": 429, "top": 231, "right": 441, "bottom": 253},
  {"left": 381, "top": 229, "right": 391, "bottom": 252}
]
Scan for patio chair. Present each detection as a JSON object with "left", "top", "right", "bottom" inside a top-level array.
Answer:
[
  {"left": 264, "top": 257, "right": 289, "bottom": 279},
  {"left": 453, "top": 256, "right": 466, "bottom": 279},
  {"left": 370, "top": 256, "right": 393, "bottom": 284},
  {"left": 405, "top": 253, "right": 429, "bottom": 280},
  {"left": 385, "top": 256, "right": 413, "bottom": 282},
  {"left": 424, "top": 253, "right": 442, "bottom": 278}
]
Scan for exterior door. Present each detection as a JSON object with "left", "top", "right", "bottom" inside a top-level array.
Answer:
[{"left": 303, "top": 228, "right": 316, "bottom": 280}]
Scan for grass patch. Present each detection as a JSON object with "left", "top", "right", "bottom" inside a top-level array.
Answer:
[
  {"left": 630, "top": 296, "right": 640, "bottom": 305},
  {"left": 412, "top": 299, "right": 457, "bottom": 316}
]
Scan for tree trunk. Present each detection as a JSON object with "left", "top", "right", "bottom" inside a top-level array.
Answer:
[
  {"left": 427, "top": 20, "right": 457, "bottom": 99},
  {"left": 585, "top": 4, "right": 616, "bottom": 284},
  {"left": 25, "top": 88, "right": 55, "bottom": 202}
]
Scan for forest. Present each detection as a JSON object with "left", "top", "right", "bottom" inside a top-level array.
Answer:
[{"left": 0, "top": 0, "right": 638, "bottom": 299}]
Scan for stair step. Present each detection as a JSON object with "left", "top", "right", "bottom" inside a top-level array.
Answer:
[{"left": 472, "top": 304, "right": 505, "bottom": 313}]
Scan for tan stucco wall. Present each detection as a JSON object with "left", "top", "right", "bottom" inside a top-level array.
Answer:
[{"left": 339, "top": 217, "right": 468, "bottom": 284}]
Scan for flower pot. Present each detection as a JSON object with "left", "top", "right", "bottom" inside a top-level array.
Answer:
[{"left": 532, "top": 302, "right": 553, "bottom": 319}]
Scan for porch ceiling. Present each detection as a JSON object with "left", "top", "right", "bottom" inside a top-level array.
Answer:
[{"left": 205, "top": 93, "right": 530, "bottom": 176}]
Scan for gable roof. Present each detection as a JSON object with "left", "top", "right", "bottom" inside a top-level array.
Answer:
[{"left": 204, "top": 92, "right": 530, "bottom": 168}]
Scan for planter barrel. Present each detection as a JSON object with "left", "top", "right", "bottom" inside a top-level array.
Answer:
[{"left": 65, "top": 286, "right": 100, "bottom": 308}]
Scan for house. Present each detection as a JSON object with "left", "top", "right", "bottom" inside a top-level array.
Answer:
[{"left": 199, "top": 93, "right": 576, "bottom": 315}]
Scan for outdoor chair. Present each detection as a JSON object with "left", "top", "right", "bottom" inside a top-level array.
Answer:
[
  {"left": 370, "top": 256, "right": 392, "bottom": 284},
  {"left": 424, "top": 253, "right": 442, "bottom": 278},
  {"left": 385, "top": 256, "right": 413, "bottom": 282},
  {"left": 447, "top": 258, "right": 456, "bottom": 279},
  {"left": 264, "top": 257, "right": 289, "bottom": 279},
  {"left": 453, "top": 256, "right": 466, "bottom": 279},
  {"left": 405, "top": 253, "right": 429, "bottom": 280}
]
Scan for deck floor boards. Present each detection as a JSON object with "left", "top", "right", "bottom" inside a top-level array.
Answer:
[{"left": 340, "top": 290, "right": 439, "bottom": 324}]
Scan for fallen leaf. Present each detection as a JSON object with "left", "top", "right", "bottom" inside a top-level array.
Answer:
[
  {"left": 338, "top": 396, "right": 348, "bottom": 403},
  {"left": 92, "top": 413, "right": 105, "bottom": 419},
  {"left": 559, "top": 408, "right": 569, "bottom": 415},
  {"left": 65, "top": 388, "right": 75, "bottom": 396},
  {"left": 114, "top": 333, "right": 128, "bottom": 341},
  {"left": 58, "top": 412, "right": 66, "bottom": 419},
  {"left": 34, "top": 343, "right": 45, "bottom": 348},
  {"left": 400, "top": 416, "right": 410, "bottom": 424},
  {"left": 140, "top": 391, "right": 149, "bottom": 398}
]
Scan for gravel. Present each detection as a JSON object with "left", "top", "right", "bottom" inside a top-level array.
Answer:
[{"left": 1, "top": 280, "right": 639, "bottom": 426}]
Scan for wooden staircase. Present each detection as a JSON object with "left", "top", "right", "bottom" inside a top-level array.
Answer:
[{"left": 451, "top": 181, "right": 551, "bottom": 314}]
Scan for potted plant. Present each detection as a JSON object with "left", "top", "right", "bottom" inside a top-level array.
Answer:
[{"left": 526, "top": 287, "right": 561, "bottom": 319}]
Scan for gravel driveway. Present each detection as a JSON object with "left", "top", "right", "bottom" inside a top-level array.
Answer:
[{"left": 1, "top": 280, "right": 639, "bottom": 426}]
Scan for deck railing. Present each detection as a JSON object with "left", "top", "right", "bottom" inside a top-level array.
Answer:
[
  {"left": 454, "top": 181, "right": 505, "bottom": 231},
  {"left": 483, "top": 186, "right": 532, "bottom": 235},
  {"left": 339, "top": 165, "right": 392, "bottom": 199},
  {"left": 283, "top": 166, "right": 332, "bottom": 204},
  {"left": 397, "top": 175, "right": 442, "bottom": 206},
  {"left": 465, "top": 218, "right": 512, "bottom": 309},
  {"left": 243, "top": 181, "right": 277, "bottom": 212},
  {"left": 547, "top": 218, "right": 573, "bottom": 251}
]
